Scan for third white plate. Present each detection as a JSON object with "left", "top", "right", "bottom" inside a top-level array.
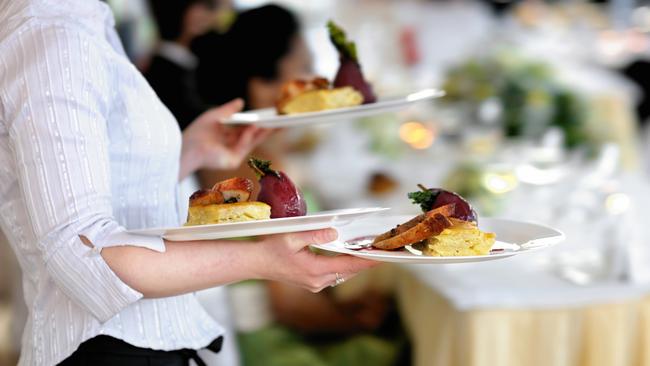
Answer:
[{"left": 223, "top": 88, "right": 444, "bottom": 128}]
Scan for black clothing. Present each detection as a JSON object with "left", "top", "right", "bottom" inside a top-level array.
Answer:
[
  {"left": 145, "top": 55, "right": 207, "bottom": 130},
  {"left": 58, "top": 335, "right": 223, "bottom": 366},
  {"left": 191, "top": 31, "right": 230, "bottom": 106}
]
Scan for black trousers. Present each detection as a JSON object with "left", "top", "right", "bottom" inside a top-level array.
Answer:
[{"left": 58, "top": 335, "right": 223, "bottom": 366}]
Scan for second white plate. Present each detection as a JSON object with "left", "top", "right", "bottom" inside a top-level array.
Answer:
[
  {"left": 223, "top": 88, "right": 445, "bottom": 128},
  {"left": 313, "top": 216, "right": 564, "bottom": 264},
  {"left": 128, "top": 207, "right": 389, "bottom": 241}
]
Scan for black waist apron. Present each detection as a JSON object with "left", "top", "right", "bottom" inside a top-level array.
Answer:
[{"left": 58, "top": 335, "right": 223, "bottom": 366}]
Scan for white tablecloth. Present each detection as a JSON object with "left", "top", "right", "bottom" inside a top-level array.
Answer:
[{"left": 405, "top": 262, "right": 650, "bottom": 310}]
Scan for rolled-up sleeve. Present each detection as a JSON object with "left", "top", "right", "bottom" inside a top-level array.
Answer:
[{"left": 2, "top": 23, "right": 163, "bottom": 322}]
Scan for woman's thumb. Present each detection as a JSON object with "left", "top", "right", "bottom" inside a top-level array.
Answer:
[{"left": 284, "top": 228, "right": 339, "bottom": 252}]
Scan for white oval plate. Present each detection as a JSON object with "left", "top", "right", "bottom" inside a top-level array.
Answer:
[
  {"left": 313, "top": 216, "right": 564, "bottom": 264},
  {"left": 223, "top": 88, "right": 445, "bottom": 128},
  {"left": 127, "top": 207, "right": 389, "bottom": 241}
]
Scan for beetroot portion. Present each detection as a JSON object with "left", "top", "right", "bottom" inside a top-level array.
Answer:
[
  {"left": 328, "top": 20, "right": 377, "bottom": 104},
  {"left": 430, "top": 190, "right": 477, "bottom": 223},
  {"left": 248, "top": 158, "right": 307, "bottom": 218},
  {"left": 408, "top": 187, "right": 478, "bottom": 223},
  {"left": 257, "top": 172, "right": 307, "bottom": 218},
  {"left": 333, "top": 58, "right": 376, "bottom": 104}
]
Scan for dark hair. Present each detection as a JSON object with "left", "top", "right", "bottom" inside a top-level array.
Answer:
[
  {"left": 228, "top": 4, "right": 299, "bottom": 80},
  {"left": 193, "top": 4, "right": 300, "bottom": 107},
  {"left": 149, "top": 0, "right": 214, "bottom": 41}
]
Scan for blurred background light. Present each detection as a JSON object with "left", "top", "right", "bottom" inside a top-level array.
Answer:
[{"left": 398, "top": 121, "right": 435, "bottom": 150}]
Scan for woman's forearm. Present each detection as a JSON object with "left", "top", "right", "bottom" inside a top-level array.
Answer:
[
  {"left": 101, "top": 239, "right": 261, "bottom": 298},
  {"left": 100, "top": 229, "right": 377, "bottom": 298}
]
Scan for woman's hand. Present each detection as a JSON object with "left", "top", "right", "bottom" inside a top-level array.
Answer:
[
  {"left": 179, "top": 99, "right": 273, "bottom": 180},
  {"left": 251, "top": 229, "right": 379, "bottom": 292}
]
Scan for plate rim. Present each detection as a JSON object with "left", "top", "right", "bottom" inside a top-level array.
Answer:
[
  {"left": 127, "top": 207, "right": 390, "bottom": 236},
  {"left": 223, "top": 88, "right": 445, "bottom": 125}
]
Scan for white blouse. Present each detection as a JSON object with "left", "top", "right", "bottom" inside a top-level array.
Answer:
[{"left": 0, "top": 1, "right": 223, "bottom": 365}]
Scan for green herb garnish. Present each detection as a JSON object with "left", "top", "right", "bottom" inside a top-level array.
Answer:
[
  {"left": 248, "top": 157, "right": 281, "bottom": 179},
  {"left": 327, "top": 20, "right": 358, "bottom": 63},
  {"left": 407, "top": 184, "right": 439, "bottom": 212}
]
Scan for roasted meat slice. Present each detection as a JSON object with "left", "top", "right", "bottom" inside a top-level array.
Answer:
[
  {"left": 372, "top": 213, "right": 452, "bottom": 250},
  {"left": 212, "top": 177, "right": 254, "bottom": 203},
  {"left": 372, "top": 204, "right": 456, "bottom": 244}
]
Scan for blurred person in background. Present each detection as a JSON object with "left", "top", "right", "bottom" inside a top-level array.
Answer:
[
  {"left": 193, "top": 4, "right": 312, "bottom": 110},
  {"left": 0, "top": 1, "right": 377, "bottom": 365},
  {"left": 145, "top": 0, "right": 216, "bottom": 130}
]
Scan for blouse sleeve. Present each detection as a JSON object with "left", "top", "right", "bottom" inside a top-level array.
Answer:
[{"left": 1, "top": 23, "right": 165, "bottom": 322}]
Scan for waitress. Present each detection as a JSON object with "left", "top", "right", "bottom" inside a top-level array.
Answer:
[{"left": 0, "top": 1, "right": 376, "bottom": 365}]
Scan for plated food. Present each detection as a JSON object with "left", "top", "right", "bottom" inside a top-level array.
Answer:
[
  {"left": 372, "top": 185, "right": 495, "bottom": 257},
  {"left": 274, "top": 20, "right": 375, "bottom": 116},
  {"left": 311, "top": 216, "right": 562, "bottom": 264},
  {"left": 185, "top": 158, "right": 306, "bottom": 226},
  {"left": 144, "top": 156, "right": 387, "bottom": 238}
]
